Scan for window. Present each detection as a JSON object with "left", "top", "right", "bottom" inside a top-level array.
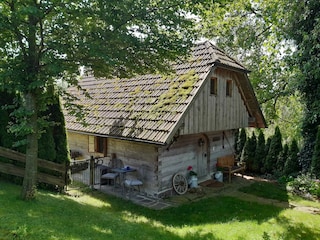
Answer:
[
  {"left": 226, "top": 80, "right": 232, "bottom": 97},
  {"left": 210, "top": 77, "right": 217, "bottom": 95},
  {"left": 95, "top": 136, "right": 105, "bottom": 153}
]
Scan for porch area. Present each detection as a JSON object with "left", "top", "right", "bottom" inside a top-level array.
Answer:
[{"left": 69, "top": 158, "right": 174, "bottom": 209}]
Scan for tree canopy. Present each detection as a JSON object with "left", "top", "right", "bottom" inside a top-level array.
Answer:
[
  {"left": 0, "top": 0, "right": 210, "bottom": 199},
  {"left": 285, "top": 0, "right": 320, "bottom": 169},
  {"left": 200, "top": 0, "right": 303, "bottom": 143}
]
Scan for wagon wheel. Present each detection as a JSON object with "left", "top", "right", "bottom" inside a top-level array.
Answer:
[{"left": 172, "top": 173, "right": 188, "bottom": 195}]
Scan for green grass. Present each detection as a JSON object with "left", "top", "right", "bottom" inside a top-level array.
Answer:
[
  {"left": 1, "top": 179, "right": 320, "bottom": 240},
  {"left": 238, "top": 181, "right": 289, "bottom": 202}
]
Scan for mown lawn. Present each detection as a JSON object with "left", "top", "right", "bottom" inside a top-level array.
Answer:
[{"left": 0, "top": 179, "right": 320, "bottom": 240}]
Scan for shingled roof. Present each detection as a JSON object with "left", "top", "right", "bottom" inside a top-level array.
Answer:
[{"left": 65, "top": 41, "right": 265, "bottom": 145}]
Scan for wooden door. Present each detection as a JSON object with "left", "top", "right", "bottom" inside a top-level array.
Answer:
[{"left": 197, "top": 135, "right": 208, "bottom": 178}]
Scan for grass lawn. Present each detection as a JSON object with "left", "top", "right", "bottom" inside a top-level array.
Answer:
[
  {"left": 1, "top": 179, "right": 320, "bottom": 240},
  {"left": 238, "top": 181, "right": 289, "bottom": 202}
]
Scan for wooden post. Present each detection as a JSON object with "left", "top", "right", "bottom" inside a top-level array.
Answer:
[{"left": 89, "top": 156, "right": 95, "bottom": 189}]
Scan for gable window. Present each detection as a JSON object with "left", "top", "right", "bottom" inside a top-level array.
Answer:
[
  {"left": 210, "top": 77, "right": 217, "bottom": 95},
  {"left": 226, "top": 80, "right": 232, "bottom": 97}
]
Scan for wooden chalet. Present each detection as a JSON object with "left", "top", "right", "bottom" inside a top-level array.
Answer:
[{"left": 64, "top": 41, "right": 266, "bottom": 197}]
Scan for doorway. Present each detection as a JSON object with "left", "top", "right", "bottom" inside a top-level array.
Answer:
[{"left": 196, "top": 134, "right": 209, "bottom": 178}]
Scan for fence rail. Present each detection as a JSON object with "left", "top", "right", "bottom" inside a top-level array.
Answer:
[{"left": 0, "top": 146, "right": 67, "bottom": 187}]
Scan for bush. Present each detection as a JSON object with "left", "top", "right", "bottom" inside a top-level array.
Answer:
[
  {"left": 311, "top": 126, "right": 320, "bottom": 178},
  {"left": 253, "top": 130, "right": 266, "bottom": 173},
  {"left": 264, "top": 126, "right": 282, "bottom": 174},
  {"left": 287, "top": 173, "right": 320, "bottom": 199},
  {"left": 284, "top": 139, "right": 300, "bottom": 176},
  {"left": 275, "top": 143, "right": 288, "bottom": 176},
  {"left": 241, "top": 132, "right": 256, "bottom": 172},
  {"left": 235, "top": 128, "right": 246, "bottom": 161}
]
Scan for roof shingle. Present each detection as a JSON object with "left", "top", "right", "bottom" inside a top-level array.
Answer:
[{"left": 65, "top": 41, "right": 261, "bottom": 144}]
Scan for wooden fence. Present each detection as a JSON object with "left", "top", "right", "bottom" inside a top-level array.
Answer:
[{"left": 0, "top": 146, "right": 67, "bottom": 188}]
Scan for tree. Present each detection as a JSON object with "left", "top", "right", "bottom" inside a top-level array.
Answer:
[
  {"left": 262, "top": 137, "right": 271, "bottom": 173},
  {"left": 284, "top": 139, "right": 300, "bottom": 176},
  {"left": 200, "top": 0, "right": 304, "bottom": 147},
  {"left": 285, "top": 0, "right": 320, "bottom": 171},
  {"left": 253, "top": 130, "right": 266, "bottom": 173},
  {"left": 241, "top": 132, "right": 256, "bottom": 172},
  {"left": 235, "top": 128, "right": 246, "bottom": 160},
  {"left": 311, "top": 127, "right": 320, "bottom": 178},
  {"left": 276, "top": 143, "right": 288, "bottom": 175},
  {"left": 0, "top": 0, "right": 210, "bottom": 200},
  {"left": 265, "top": 126, "right": 282, "bottom": 174}
]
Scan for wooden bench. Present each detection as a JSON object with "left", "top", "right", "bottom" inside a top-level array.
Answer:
[{"left": 217, "top": 155, "right": 246, "bottom": 183}]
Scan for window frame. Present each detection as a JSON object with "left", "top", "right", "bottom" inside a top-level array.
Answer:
[
  {"left": 210, "top": 77, "right": 218, "bottom": 95},
  {"left": 226, "top": 79, "right": 232, "bottom": 97}
]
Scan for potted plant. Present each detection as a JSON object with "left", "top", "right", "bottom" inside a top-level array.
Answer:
[{"left": 187, "top": 166, "right": 198, "bottom": 188}]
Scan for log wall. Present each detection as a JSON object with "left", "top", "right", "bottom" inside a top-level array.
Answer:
[{"left": 158, "top": 130, "right": 235, "bottom": 194}]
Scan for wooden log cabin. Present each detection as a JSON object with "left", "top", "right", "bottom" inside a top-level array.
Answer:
[{"left": 64, "top": 41, "right": 266, "bottom": 197}]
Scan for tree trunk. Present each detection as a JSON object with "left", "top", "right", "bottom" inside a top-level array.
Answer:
[{"left": 21, "top": 92, "right": 39, "bottom": 200}]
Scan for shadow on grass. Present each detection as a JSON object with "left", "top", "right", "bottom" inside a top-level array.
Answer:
[
  {"left": 238, "top": 181, "right": 289, "bottom": 202},
  {"left": 1, "top": 179, "right": 320, "bottom": 240},
  {"left": 274, "top": 215, "right": 320, "bottom": 240},
  {"left": 0, "top": 180, "right": 221, "bottom": 240}
]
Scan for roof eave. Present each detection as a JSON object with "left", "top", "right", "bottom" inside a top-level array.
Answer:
[
  {"left": 67, "top": 129, "right": 166, "bottom": 146},
  {"left": 214, "top": 62, "right": 251, "bottom": 74}
]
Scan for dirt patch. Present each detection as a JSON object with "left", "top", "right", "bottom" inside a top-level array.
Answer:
[{"left": 290, "top": 205, "right": 320, "bottom": 215}]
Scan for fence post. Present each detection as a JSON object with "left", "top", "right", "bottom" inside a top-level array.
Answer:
[{"left": 89, "top": 156, "right": 95, "bottom": 189}]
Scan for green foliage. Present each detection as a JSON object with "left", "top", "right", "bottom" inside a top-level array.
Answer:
[
  {"left": 286, "top": 0, "right": 320, "bottom": 171},
  {"left": 0, "top": 91, "right": 69, "bottom": 190},
  {"left": 253, "top": 130, "right": 266, "bottom": 173},
  {"left": 0, "top": 0, "right": 208, "bottom": 198},
  {"left": 311, "top": 126, "right": 320, "bottom": 178},
  {"left": 288, "top": 173, "right": 320, "bottom": 199},
  {"left": 235, "top": 128, "right": 246, "bottom": 160},
  {"left": 239, "top": 181, "right": 288, "bottom": 202},
  {"left": 200, "top": 0, "right": 300, "bottom": 127},
  {"left": 276, "top": 143, "right": 288, "bottom": 176},
  {"left": 264, "top": 126, "right": 282, "bottom": 174},
  {"left": 241, "top": 132, "right": 256, "bottom": 172},
  {"left": 284, "top": 139, "right": 300, "bottom": 176},
  {"left": 2, "top": 179, "right": 320, "bottom": 240}
]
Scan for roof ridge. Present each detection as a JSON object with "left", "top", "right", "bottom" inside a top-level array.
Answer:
[{"left": 197, "top": 40, "right": 247, "bottom": 70}]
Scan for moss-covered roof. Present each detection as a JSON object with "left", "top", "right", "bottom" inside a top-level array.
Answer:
[{"left": 64, "top": 41, "right": 265, "bottom": 145}]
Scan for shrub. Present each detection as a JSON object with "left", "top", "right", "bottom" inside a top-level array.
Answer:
[
  {"left": 253, "top": 130, "right": 265, "bottom": 173},
  {"left": 264, "top": 126, "right": 282, "bottom": 174},
  {"left": 311, "top": 126, "right": 320, "bottom": 178},
  {"left": 284, "top": 139, "right": 300, "bottom": 176},
  {"left": 276, "top": 143, "right": 288, "bottom": 175},
  {"left": 235, "top": 128, "right": 246, "bottom": 161},
  {"left": 287, "top": 173, "right": 320, "bottom": 199},
  {"left": 241, "top": 132, "right": 256, "bottom": 172}
]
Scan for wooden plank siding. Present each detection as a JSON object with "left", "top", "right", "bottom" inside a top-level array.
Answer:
[
  {"left": 67, "top": 132, "right": 159, "bottom": 195},
  {"left": 158, "top": 130, "right": 235, "bottom": 194},
  {"left": 158, "top": 135, "right": 197, "bottom": 193},
  {"left": 181, "top": 69, "right": 249, "bottom": 135}
]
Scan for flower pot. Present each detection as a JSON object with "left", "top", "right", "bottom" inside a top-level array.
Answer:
[{"left": 189, "top": 175, "right": 198, "bottom": 188}]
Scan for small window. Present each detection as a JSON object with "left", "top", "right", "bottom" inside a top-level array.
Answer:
[
  {"left": 210, "top": 77, "right": 217, "bottom": 95},
  {"left": 226, "top": 80, "right": 232, "bottom": 97},
  {"left": 95, "top": 136, "right": 105, "bottom": 153}
]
